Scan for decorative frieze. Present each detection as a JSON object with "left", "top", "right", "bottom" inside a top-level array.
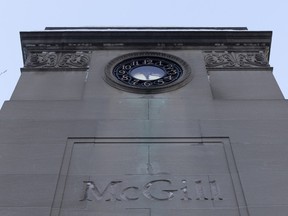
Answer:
[
  {"left": 204, "top": 51, "right": 269, "bottom": 68},
  {"left": 25, "top": 51, "right": 90, "bottom": 68}
]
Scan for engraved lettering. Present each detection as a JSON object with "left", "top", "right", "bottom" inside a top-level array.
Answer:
[
  {"left": 80, "top": 178, "right": 223, "bottom": 202},
  {"left": 80, "top": 181, "right": 122, "bottom": 202},
  {"left": 209, "top": 180, "right": 223, "bottom": 200},
  {"left": 143, "top": 180, "right": 178, "bottom": 201},
  {"left": 180, "top": 180, "right": 192, "bottom": 200},
  {"left": 120, "top": 186, "right": 139, "bottom": 201},
  {"left": 195, "top": 180, "right": 208, "bottom": 200}
]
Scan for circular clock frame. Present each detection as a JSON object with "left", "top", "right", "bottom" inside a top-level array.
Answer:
[{"left": 105, "top": 52, "right": 192, "bottom": 93}]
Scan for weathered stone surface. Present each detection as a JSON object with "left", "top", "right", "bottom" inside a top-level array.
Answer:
[
  {"left": 0, "top": 28, "right": 287, "bottom": 216},
  {"left": 209, "top": 70, "right": 284, "bottom": 99}
]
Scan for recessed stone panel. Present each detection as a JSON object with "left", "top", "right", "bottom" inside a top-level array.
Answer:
[{"left": 51, "top": 138, "right": 247, "bottom": 216}]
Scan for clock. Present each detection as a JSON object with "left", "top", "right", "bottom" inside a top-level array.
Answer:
[{"left": 105, "top": 52, "right": 191, "bottom": 93}]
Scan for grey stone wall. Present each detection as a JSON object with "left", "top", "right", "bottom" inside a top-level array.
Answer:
[{"left": 0, "top": 29, "right": 287, "bottom": 216}]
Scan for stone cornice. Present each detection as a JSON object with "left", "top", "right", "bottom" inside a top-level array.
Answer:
[
  {"left": 20, "top": 30, "right": 272, "bottom": 65},
  {"left": 20, "top": 30, "right": 271, "bottom": 48}
]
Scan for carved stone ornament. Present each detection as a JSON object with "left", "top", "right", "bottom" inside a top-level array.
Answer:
[
  {"left": 25, "top": 52, "right": 57, "bottom": 68},
  {"left": 25, "top": 51, "right": 90, "bottom": 68},
  {"left": 204, "top": 51, "right": 269, "bottom": 68}
]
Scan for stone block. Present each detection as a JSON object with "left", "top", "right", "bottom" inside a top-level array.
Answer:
[
  {"left": 0, "top": 144, "right": 65, "bottom": 174},
  {"left": 11, "top": 71, "right": 87, "bottom": 100},
  {"left": 0, "top": 174, "right": 57, "bottom": 207},
  {"left": 209, "top": 70, "right": 284, "bottom": 99}
]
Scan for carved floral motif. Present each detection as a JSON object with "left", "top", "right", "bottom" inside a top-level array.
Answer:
[
  {"left": 204, "top": 51, "right": 269, "bottom": 68},
  {"left": 58, "top": 52, "right": 90, "bottom": 68},
  {"left": 25, "top": 52, "right": 57, "bottom": 67},
  {"left": 25, "top": 51, "right": 90, "bottom": 68}
]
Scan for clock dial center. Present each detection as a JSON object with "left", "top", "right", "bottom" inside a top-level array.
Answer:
[{"left": 129, "top": 66, "right": 166, "bottom": 81}]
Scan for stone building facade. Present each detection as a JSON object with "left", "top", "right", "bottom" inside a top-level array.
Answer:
[{"left": 0, "top": 27, "right": 287, "bottom": 216}]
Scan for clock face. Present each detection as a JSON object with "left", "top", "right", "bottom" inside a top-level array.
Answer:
[
  {"left": 129, "top": 66, "right": 166, "bottom": 81},
  {"left": 105, "top": 52, "right": 191, "bottom": 93}
]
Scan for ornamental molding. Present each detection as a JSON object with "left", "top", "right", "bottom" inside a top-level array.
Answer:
[
  {"left": 24, "top": 51, "right": 91, "bottom": 69},
  {"left": 204, "top": 51, "right": 269, "bottom": 68},
  {"left": 23, "top": 42, "right": 269, "bottom": 50}
]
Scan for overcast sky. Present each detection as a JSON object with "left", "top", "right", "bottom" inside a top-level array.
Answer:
[{"left": 1, "top": 0, "right": 287, "bottom": 108}]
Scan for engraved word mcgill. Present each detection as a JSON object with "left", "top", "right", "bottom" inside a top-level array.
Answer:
[{"left": 80, "top": 178, "right": 223, "bottom": 202}]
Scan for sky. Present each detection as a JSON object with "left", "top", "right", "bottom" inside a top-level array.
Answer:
[{"left": 0, "top": 0, "right": 287, "bottom": 108}]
